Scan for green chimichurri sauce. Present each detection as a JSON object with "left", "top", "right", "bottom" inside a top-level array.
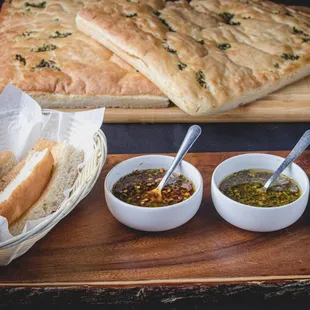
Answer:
[
  {"left": 219, "top": 169, "right": 301, "bottom": 207},
  {"left": 112, "top": 169, "right": 195, "bottom": 207}
]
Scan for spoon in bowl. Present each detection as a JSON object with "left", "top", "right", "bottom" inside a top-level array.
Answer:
[
  {"left": 260, "top": 129, "right": 310, "bottom": 193},
  {"left": 149, "top": 125, "right": 202, "bottom": 199}
]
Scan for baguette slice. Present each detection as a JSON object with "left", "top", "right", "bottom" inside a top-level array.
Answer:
[
  {"left": 0, "top": 152, "right": 16, "bottom": 179},
  {"left": 0, "top": 149, "right": 54, "bottom": 225},
  {"left": 9, "top": 141, "right": 84, "bottom": 236}
]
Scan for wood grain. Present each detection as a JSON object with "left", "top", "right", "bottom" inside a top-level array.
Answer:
[
  {"left": 1, "top": 151, "right": 310, "bottom": 285},
  {"left": 59, "top": 76, "right": 310, "bottom": 123},
  {"left": 1, "top": 151, "right": 310, "bottom": 305}
]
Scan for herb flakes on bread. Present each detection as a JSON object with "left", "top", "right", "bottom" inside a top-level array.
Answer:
[{"left": 77, "top": 0, "right": 310, "bottom": 116}]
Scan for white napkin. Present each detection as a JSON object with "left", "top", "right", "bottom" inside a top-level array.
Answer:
[{"left": 0, "top": 84, "right": 104, "bottom": 242}]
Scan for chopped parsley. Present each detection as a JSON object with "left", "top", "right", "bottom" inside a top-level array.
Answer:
[
  {"left": 196, "top": 69, "right": 207, "bottom": 89},
  {"left": 20, "top": 31, "right": 33, "bottom": 38},
  {"left": 242, "top": 16, "right": 251, "bottom": 19},
  {"left": 197, "top": 39, "right": 204, "bottom": 45},
  {"left": 219, "top": 12, "right": 240, "bottom": 26},
  {"left": 15, "top": 54, "right": 26, "bottom": 66},
  {"left": 32, "top": 59, "right": 61, "bottom": 71},
  {"left": 178, "top": 62, "right": 187, "bottom": 70},
  {"left": 274, "top": 63, "right": 280, "bottom": 68},
  {"left": 163, "top": 42, "right": 177, "bottom": 54},
  {"left": 31, "top": 44, "right": 57, "bottom": 52},
  {"left": 153, "top": 10, "right": 161, "bottom": 16},
  {"left": 25, "top": 1, "right": 46, "bottom": 8},
  {"left": 303, "top": 38, "right": 310, "bottom": 43},
  {"left": 126, "top": 13, "right": 138, "bottom": 18},
  {"left": 293, "top": 27, "right": 308, "bottom": 36},
  {"left": 218, "top": 43, "right": 231, "bottom": 51},
  {"left": 281, "top": 53, "right": 299, "bottom": 61},
  {"left": 159, "top": 18, "right": 175, "bottom": 32},
  {"left": 49, "top": 31, "right": 72, "bottom": 39}
]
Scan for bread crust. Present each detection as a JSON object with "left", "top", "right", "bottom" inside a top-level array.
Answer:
[
  {"left": 0, "top": 152, "right": 16, "bottom": 179},
  {"left": 0, "top": 0, "right": 168, "bottom": 108},
  {"left": 0, "top": 149, "right": 54, "bottom": 224},
  {"left": 9, "top": 142, "right": 83, "bottom": 236},
  {"left": 77, "top": 0, "right": 310, "bottom": 115}
]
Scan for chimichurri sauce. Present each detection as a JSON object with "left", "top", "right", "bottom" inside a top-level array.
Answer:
[
  {"left": 219, "top": 169, "right": 301, "bottom": 207},
  {"left": 112, "top": 169, "right": 195, "bottom": 207}
]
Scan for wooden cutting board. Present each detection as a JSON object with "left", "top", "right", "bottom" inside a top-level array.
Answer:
[
  {"left": 63, "top": 76, "right": 310, "bottom": 123},
  {"left": 1, "top": 151, "right": 310, "bottom": 306}
]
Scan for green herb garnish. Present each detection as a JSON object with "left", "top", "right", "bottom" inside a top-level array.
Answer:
[
  {"left": 49, "top": 31, "right": 72, "bottom": 39},
  {"left": 293, "top": 27, "right": 308, "bottom": 36},
  {"left": 163, "top": 42, "right": 177, "bottom": 54},
  {"left": 218, "top": 43, "right": 231, "bottom": 51},
  {"left": 196, "top": 69, "right": 207, "bottom": 89},
  {"left": 153, "top": 10, "right": 161, "bottom": 16},
  {"left": 31, "top": 44, "right": 57, "bottom": 52},
  {"left": 274, "top": 63, "right": 280, "bottom": 68},
  {"left": 282, "top": 53, "right": 299, "bottom": 61},
  {"left": 219, "top": 169, "right": 301, "bottom": 208},
  {"left": 197, "top": 39, "right": 204, "bottom": 45},
  {"left": 159, "top": 17, "right": 175, "bottom": 32},
  {"left": 242, "top": 16, "right": 251, "bottom": 19},
  {"left": 126, "top": 13, "right": 137, "bottom": 18},
  {"left": 32, "top": 59, "right": 61, "bottom": 71},
  {"left": 178, "top": 62, "right": 187, "bottom": 70},
  {"left": 25, "top": 1, "right": 46, "bottom": 8},
  {"left": 20, "top": 31, "right": 33, "bottom": 38},
  {"left": 15, "top": 54, "right": 26, "bottom": 66},
  {"left": 219, "top": 12, "right": 240, "bottom": 26},
  {"left": 303, "top": 38, "right": 310, "bottom": 43}
]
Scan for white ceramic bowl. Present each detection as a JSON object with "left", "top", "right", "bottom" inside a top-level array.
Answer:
[
  {"left": 211, "top": 153, "right": 309, "bottom": 232},
  {"left": 104, "top": 155, "right": 203, "bottom": 232}
]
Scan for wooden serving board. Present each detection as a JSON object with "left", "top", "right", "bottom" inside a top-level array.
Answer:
[
  {"left": 1, "top": 151, "right": 310, "bottom": 306},
  {"left": 62, "top": 76, "right": 310, "bottom": 123}
]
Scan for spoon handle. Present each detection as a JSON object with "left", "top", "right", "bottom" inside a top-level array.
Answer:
[
  {"left": 264, "top": 130, "right": 310, "bottom": 189},
  {"left": 157, "top": 125, "right": 201, "bottom": 191}
]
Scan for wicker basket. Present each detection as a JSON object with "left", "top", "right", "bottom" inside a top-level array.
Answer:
[{"left": 0, "top": 128, "right": 107, "bottom": 265}]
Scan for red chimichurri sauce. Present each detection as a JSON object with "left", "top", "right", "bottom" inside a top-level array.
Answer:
[{"left": 112, "top": 169, "right": 195, "bottom": 207}]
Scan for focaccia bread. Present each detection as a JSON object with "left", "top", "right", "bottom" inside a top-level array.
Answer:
[
  {"left": 0, "top": 0, "right": 168, "bottom": 109},
  {"left": 77, "top": 0, "right": 310, "bottom": 116}
]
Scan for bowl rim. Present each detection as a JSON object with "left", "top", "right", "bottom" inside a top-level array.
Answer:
[
  {"left": 211, "top": 153, "right": 310, "bottom": 210},
  {"left": 104, "top": 154, "right": 203, "bottom": 211}
]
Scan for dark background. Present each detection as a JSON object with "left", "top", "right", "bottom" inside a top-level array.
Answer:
[{"left": 1, "top": 0, "right": 310, "bottom": 309}]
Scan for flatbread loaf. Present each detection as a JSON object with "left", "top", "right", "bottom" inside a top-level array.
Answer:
[
  {"left": 0, "top": 0, "right": 168, "bottom": 109},
  {"left": 77, "top": 0, "right": 310, "bottom": 116}
]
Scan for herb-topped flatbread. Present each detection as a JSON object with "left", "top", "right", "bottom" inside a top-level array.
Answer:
[
  {"left": 0, "top": 0, "right": 168, "bottom": 108},
  {"left": 77, "top": 0, "right": 310, "bottom": 115}
]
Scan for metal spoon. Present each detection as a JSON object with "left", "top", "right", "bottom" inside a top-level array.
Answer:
[
  {"left": 261, "top": 129, "right": 310, "bottom": 192},
  {"left": 150, "top": 125, "right": 202, "bottom": 199}
]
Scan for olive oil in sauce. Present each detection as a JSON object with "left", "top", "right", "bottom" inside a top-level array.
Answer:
[
  {"left": 219, "top": 169, "right": 301, "bottom": 207},
  {"left": 112, "top": 169, "right": 195, "bottom": 207}
]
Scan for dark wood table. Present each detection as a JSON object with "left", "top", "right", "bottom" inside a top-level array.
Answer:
[
  {"left": 1, "top": 0, "right": 310, "bottom": 309},
  {"left": 1, "top": 152, "right": 310, "bottom": 308}
]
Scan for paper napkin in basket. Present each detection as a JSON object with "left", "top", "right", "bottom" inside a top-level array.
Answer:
[{"left": 0, "top": 84, "right": 104, "bottom": 244}]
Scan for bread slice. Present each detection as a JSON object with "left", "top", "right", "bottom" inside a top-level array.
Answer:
[
  {"left": 0, "top": 152, "right": 16, "bottom": 179},
  {"left": 77, "top": 0, "right": 310, "bottom": 115},
  {"left": 0, "top": 149, "right": 54, "bottom": 224},
  {"left": 0, "top": 0, "right": 168, "bottom": 109},
  {"left": 9, "top": 141, "right": 84, "bottom": 236}
]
